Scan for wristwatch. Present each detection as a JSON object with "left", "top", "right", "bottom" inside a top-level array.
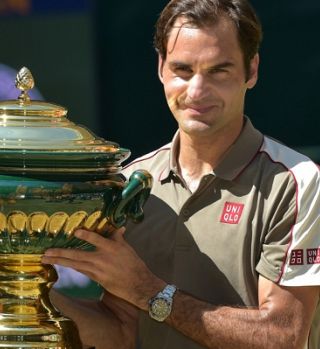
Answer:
[{"left": 148, "top": 284, "right": 177, "bottom": 322}]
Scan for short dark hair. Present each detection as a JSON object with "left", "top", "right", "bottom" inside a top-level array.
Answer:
[{"left": 154, "top": 0, "right": 263, "bottom": 79}]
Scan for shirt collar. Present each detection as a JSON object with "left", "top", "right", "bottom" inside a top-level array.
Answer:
[
  {"left": 159, "top": 117, "right": 263, "bottom": 182},
  {"left": 213, "top": 118, "right": 263, "bottom": 180},
  {"left": 158, "top": 131, "right": 180, "bottom": 181}
]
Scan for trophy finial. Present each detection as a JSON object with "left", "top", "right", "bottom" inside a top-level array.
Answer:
[{"left": 15, "top": 67, "right": 35, "bottom": 103}]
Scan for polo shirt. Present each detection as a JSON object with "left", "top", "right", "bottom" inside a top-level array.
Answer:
[{"left": 123, "top": 118, "right": 320, "bottom": 349}]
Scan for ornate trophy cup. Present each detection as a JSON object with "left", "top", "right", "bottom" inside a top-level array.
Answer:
[{"left": 0, "top": 67, "right": 152, "bottom": 348}]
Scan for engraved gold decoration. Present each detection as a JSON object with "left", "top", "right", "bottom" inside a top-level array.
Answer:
[{"left": 0, "top": 67, "right": 153, "bottom": 348}]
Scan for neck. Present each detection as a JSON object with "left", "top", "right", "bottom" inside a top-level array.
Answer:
[{"left": 177, "top": 120, "right": 243, "bottom": 190}]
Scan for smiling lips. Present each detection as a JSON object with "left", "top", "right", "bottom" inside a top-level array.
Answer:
[{"left": 183, "top": 104, "right": 216, "bottom": 114}]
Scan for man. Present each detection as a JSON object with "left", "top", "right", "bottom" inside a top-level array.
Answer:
[{"left": 42, "top": 0, "right": 320, "bottom": 348}]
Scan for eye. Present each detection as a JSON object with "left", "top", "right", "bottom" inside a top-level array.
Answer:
[
  {"left": 176, "top": 66, "right": 192, "bottom": 73},
  {"left": 172, "top": 65, "right": 193, "bottom": 79},
  {"left": 209, "top": 68, "right": 228, "bottom": 75}
]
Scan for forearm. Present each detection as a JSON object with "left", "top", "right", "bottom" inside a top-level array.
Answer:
[
  {"left": 164, "top": 290, "right": 307, "bottom": 349},
  {"left": 168, "top": 291, "right": 270, "bottom": 349},
  {"left": 132, "top": 279, "right": 278, "bottom": 349}
]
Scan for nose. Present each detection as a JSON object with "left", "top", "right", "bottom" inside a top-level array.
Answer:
[{"left": 186, "top": 74, "right": 209, "bottom": 101}]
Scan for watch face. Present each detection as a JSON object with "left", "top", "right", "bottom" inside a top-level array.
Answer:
[{"left": 150, "top": 298, "right": 171, "bottom": 321}]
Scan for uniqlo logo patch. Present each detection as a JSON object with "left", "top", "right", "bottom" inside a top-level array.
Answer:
[
  {"left": 220, "top": 202, "right": 244, "bottom": 224},
  {"left": 289, "top": 249, "right": 304, "bottom": 265},
  {"left": 307, "top": 248, "right": 320, "bottom": 264}
]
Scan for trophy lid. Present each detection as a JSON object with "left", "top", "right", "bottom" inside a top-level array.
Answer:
[{"left": 0, "top": 67, "right": 130, "bottom": 177}]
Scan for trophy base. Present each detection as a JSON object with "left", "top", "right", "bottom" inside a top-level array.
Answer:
[
  {"left": 0, "top": 318, "right": 82, "bottom": 348},
  {"left": 0, "top": 254, "right": 83, "bottom": 349}
]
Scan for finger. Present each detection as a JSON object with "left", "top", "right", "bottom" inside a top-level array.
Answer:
[
  {"left": 118, "top": 226, "right": 126, "bottom": 235},
  {"left": 75, "top": 229, "right": 113, "bottom": 247},
  {"left": 43, "top": 247, "right": 92, "bottom": 259},
  {"left": 108, "top": 227, "right": 126, "bottom": 242},
  {"left": 41, "top": 255, "right": 96, "bottom": 279},
  {"left": 41, "top": 254, "right": 71, "bottom": 266},
  {"left": 42, "top": 249, "right": 95, "bottom": 268}
]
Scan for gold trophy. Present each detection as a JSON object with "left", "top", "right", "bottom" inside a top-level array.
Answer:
[{"left": 0, "top": 67, "right": 152, "bottom": 348}]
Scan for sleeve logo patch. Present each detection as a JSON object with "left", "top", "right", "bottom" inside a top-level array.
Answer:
[
  {"left": 220, "top": 202, "right": 244, "bottom": 224},
  {"left": 289, "top": 249, "right": 304, "bottom": 265},
  {"left": 307, "top": 249, "right": 320, "bottom": 264},
  {"left": 289, "top": 249, "right": 320, "bottom": 265}
]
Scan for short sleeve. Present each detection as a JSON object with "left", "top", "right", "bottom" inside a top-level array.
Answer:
[
  {"left": 257, "top": 162, "right": 320, "bottom": 286},
  {"left": 256, "top": 177, "right": 296, "bottom": 282}
]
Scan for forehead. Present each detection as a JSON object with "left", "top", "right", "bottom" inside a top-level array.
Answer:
[{"left": 166, "top": 16, "right": 242, "bottom": 61}]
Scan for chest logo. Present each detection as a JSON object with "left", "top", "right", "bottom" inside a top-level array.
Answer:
[{"left": 220, "top": 202, "right": 244, "bottom": 224}]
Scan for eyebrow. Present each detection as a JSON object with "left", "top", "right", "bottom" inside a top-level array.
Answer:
[
  {"left": 168, "top": 61, "right": 191, "bottom": 70},
  {"left": 168, "top": 60, "right": 235, "bottom": 72}
]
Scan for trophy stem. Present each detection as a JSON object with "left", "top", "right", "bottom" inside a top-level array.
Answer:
[{"left": 0, "top": 254, "right": 82, "bottom": 348}]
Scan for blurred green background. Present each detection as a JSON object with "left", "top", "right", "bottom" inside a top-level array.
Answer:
[{"left": 0, "top": 0, "right": 319, "bottom": 298}]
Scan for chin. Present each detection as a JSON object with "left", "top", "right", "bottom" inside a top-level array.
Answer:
[
  {"left": 180, "top": 119, "right": 214, "bottom": 133},
  {"left": 181, "top": 126, "right": 214, "bottom": 138}
]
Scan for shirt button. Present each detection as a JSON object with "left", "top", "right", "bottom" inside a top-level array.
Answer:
[{"left": 182, "top": 209, "right": 190, "bottom": 216}]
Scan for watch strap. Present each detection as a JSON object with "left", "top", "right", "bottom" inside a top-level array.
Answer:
[{"left": 160, "top": 284, "right": 177, "bottom": 298}]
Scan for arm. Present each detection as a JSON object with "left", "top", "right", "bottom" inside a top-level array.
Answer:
[
  {"left": 43, "top": 229, "right": 319, "bottom": 349},
  {"left": 50, "top": 289, "right": 138, "bottom": 349},
  {"left": 165, "top": 275, "right": 318, "bottom": 349}
]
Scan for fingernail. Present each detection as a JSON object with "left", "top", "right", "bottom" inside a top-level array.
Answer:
[{"left": 75, "top": 230, "right": 83, "bottom": 238}]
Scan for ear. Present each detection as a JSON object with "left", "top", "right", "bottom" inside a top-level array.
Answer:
[
  {"left": 158, "top": 55, "right": 164, "bottom": 83},
  {"left": 247, "top": 53, "right": 259, "bottom": 89}
]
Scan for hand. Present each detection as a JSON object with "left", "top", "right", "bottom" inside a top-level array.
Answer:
[
  {"left": 50, "top": 289, "right": 138, "bottom": 349},
  {"left": 42, "top": 228, "right": 165, "bottom": 309}
]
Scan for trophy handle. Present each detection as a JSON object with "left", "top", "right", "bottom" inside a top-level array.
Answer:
[{"left": 111, "top": 169, "right": 153, "bottom": 228}]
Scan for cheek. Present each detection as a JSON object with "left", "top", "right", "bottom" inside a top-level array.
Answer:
[
  {"left": 214, "top": 79, "right": 246, "bottom": 102},
  {"left": 221, "top": 86, "right": 247, "bottom": 113},
  {"left": 163, "top": 78, "right": 187, "bottom": 109}
]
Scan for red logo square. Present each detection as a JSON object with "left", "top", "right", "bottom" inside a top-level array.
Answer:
[
  {"left": 220, "top": 202, "right": 244, "bottom": 224},
  {"left": 289, "top": 249, "right": 304, "bottom": 265},
  {"left": 307, "top": 248, "right": 320, "bottom": 264}
]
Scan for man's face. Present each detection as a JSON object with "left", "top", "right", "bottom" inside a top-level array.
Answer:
[{"left": 158, "top": 16, "right": 259, "bottom": 139}]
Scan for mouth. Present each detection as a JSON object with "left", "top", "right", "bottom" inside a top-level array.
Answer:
[{"left": 184, "top": 104, "right": 216, "bottom": 115}]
